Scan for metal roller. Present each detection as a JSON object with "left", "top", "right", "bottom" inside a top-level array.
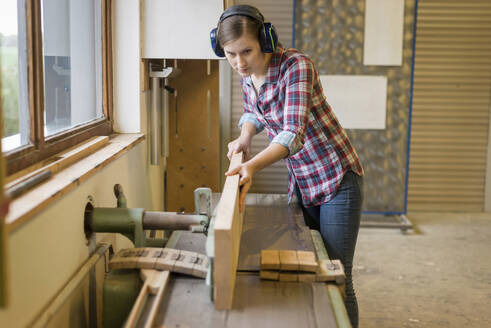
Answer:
[{"left": 142, "top": 211, "right": 206, "bottom": 230}]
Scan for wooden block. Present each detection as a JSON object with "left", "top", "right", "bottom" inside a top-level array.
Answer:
[
  {"left": 213, "top": 152, "right": 244, "bottom": 309},
  {"left": 109, "top": 248, "right": 141, "bottom": 270},
  {"left": 137, "top": 248, "right": 162, "bottom": 269},
  {"left": 297, "top": 250, "right": 318, "bottom": 273},
  {"left": 173, "top": 250, "right": 197, "bottom": 275},
  {"left": 108, "top": 251, "right": 126, "bottom": 270},
  {"left": 260, "top": 250, "right": 280, "bottom": 270},
  {"left": 279, "top": 250, "right": 299, "bottom": 271},
  {"left": 298, "top": 273, "right": 316, "bottom": 283},
  {"left": 155, "top": 248, "right": 180, "bottom": 271},
  {"left": 316, "top": 259, "right": 346, "bottom": 284},
  {"left": 192, "top": 254, "right": 209, "bottom": 279},
  {"left": 279, "top": 272, "right": 298, "bottom": 282},
  {"left": 260, "top": 270, "right": 279, "bottom": 281}
]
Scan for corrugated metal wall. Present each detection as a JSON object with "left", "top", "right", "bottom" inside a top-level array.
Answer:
[
  {"left": 230, "top": 0, "right": 293, "bottom": 193},
  {"left": 408, "top": 0, "right": 491, "bottom": 211}
]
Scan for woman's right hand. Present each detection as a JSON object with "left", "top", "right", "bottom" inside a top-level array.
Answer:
[{"left": 227, "top": 136, "right": 252, "bottom": 161}]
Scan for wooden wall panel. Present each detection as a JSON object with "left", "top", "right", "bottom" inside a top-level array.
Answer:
[
  {"left": 408, "top": 0, "right": 491, "bottom": 211},
  {"left": 166, "top": 60, "right": 220, "bottom": 212}
]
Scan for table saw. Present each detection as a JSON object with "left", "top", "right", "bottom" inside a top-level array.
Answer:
[{"left": 100, "top": 193, "right": 351, "bottom": 328}]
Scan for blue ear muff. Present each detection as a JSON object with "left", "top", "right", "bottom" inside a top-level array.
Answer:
[
  {"left": 210, "top": 28, "right": 225, "bottom": 57},
  {"left": 210, "top": 5, "right": 279, "bottom": 57},
  {"left": 260, "top": 23, "right": 278, "bottom": 53}
]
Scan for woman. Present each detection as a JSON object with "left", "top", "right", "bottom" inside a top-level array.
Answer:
[{"left": 211, "top": 5, "right": 364, "bottom": 327}]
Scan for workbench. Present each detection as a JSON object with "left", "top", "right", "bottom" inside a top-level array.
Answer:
[{"left": 151, "top": 194, "right": 351, "bottom": 328}]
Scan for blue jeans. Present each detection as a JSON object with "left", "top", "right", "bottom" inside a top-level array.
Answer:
[{"left": 295, "top": 171, "right": 363, "bottom": 328}]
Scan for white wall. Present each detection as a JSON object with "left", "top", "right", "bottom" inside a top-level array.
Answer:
[{"left": 112, "top": 0, "right": 141, "bottom": 133}]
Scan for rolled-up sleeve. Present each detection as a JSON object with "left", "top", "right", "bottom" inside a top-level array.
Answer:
[
  {"left": 238, "top": 112, "right": 264, "bottom": 133},
  {"left": 272, "top": 57, "right": 314, "bottom": 156}
]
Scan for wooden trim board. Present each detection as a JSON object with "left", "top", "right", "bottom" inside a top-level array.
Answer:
[
  {"left": 213, "top": 152, "right": 243, "bottom": 309},
  {"left": 124, "top": 269, "right": 170, "bottom": 328}
]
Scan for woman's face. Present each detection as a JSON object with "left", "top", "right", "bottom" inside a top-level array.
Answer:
[{"left": 223, "top": 32, "right": 266, "bottom": 78}]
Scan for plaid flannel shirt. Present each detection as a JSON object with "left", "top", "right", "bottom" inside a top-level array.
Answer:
[{"left": 238, "top": 46, "right": 364, "bottom": 207}]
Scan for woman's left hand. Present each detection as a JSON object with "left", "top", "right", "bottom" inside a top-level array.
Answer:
[{"left": 225, "top": 163, "right": 254, "bottom": 213}]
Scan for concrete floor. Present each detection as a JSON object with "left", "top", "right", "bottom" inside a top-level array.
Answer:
[{"left": 354, "top": 212, "right": 491, "bottom": 328}]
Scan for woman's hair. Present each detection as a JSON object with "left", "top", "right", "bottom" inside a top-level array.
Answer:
[{"left": 217, "top": 15, "right": 262, "bottom": 47}]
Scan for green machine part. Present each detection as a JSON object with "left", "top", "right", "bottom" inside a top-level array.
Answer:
[{"left": 103, "top": 269, "right": 142, "bottom": 328}]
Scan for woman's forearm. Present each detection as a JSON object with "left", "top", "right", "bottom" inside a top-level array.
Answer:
[
  {"left": 245, "top": 142, "right": 289, "bottom": 175},
  {"left": 240, "top": 122, "right": 257, "bottom": 141}
]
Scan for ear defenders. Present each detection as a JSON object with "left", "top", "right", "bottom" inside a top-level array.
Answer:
[{"left": 210, "top": 5, "right": 278, "bottom": 57}]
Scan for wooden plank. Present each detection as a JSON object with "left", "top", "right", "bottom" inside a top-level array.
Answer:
[
  {"left": 213, "top": 152, "right": 243, "bottom": 309},
  {"left": 124, "top": 269, "right": 170, "bottom": 328}
]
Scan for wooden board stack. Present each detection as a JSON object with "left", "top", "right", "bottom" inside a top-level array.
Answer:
[
  {"left": 109, "top": 247, "right": 209, "bottom": 279},
  {"left": 260, "top": 250, "right": 345, "bottom": 284}
]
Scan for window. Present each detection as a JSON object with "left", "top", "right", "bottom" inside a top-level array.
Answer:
[
  {"left": 0, "top": 0, "right": 30, "bottom": 152},
  {"left": 0, "top": 0, "right": 112, "bottom": 175}
]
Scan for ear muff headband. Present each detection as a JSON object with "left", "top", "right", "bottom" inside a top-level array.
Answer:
[{"left": 210, "top": 5, "right": 278, "bottom": 57}]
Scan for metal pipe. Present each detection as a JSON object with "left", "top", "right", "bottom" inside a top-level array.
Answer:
[
  {"left": 6, "top": 169, "right": 52, "bottom": 199},
  {"left": 91, "top": 208, "right": 144, "bottom": 233},
  {"left": 142, "top": 211, "right": 206, "bottom": 230},
  {"left": 162, "top": 78, "right": 170, "bottom": 159},
  {"left": 150, "top": 76, "right": 161, "bottom": 165}
]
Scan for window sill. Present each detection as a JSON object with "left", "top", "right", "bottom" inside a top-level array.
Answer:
[{"left": 5, "top": 133, "right": 145, "bottom": 233}]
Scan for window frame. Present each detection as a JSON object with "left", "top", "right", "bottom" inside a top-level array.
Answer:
[{"left": 4, "top": 0, "right": 113, "bottom": 175}]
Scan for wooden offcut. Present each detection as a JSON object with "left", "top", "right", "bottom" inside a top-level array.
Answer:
[
  {"left": 279, "top": 272, "right": 298, "bottom": 282},
  {"left": 260, "top": 249, "right": 280, "bottom": 270},
  {"left": 259, "top": 270, "right": 279, "bottom": 281},
  {"left": 316, "top": 259, "right": 346, "bottom": 284},
  {"left": 213, "top": 152, "right": 244, "bottom": 309},
  {"left": 279, "top": 250, "right": 299, "bottom": 271},
  {"left": 297, "top": 250, "right": 318, "bottom": 273}
]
